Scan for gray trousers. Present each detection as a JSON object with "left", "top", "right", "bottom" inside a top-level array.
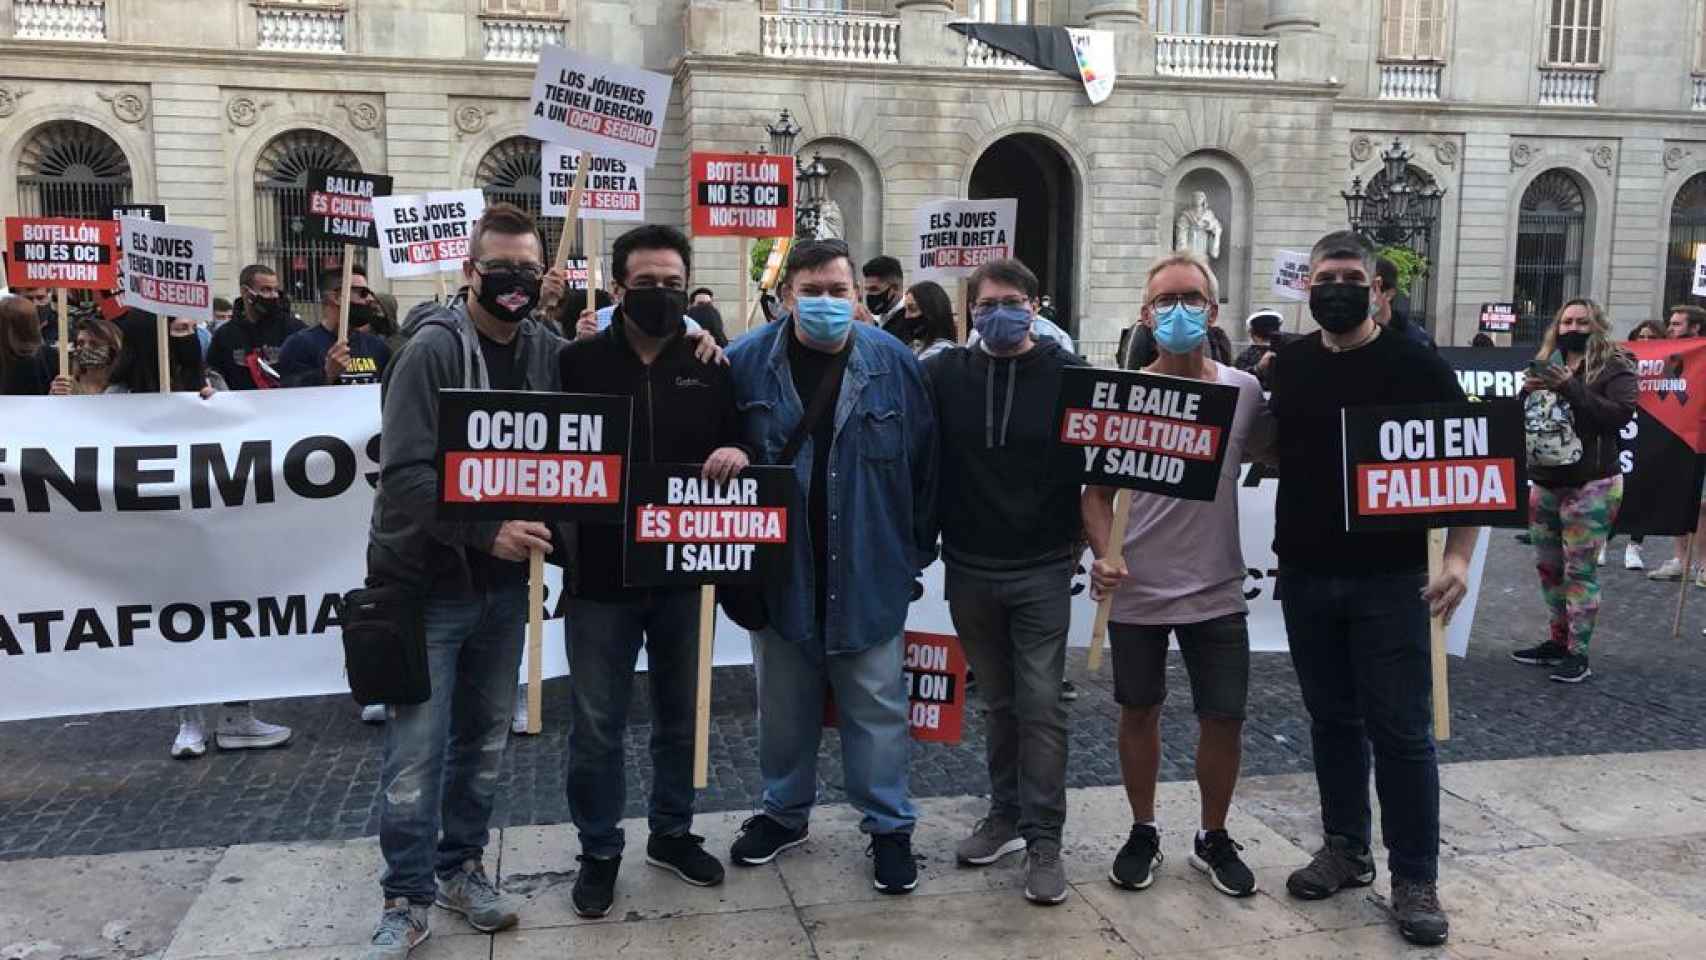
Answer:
[{"left": 944, "top": 559, "right": 1072, "bottom": 844}]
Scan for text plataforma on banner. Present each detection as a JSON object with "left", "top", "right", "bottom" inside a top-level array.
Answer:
[
  {"left": 913, "top": 198, "right": 1017, "bottom": 282},
  {"left": 436, "top": 390, "right": 632, "bottom": 523},
  {"left": 118, "top": 216, "right": 216, "bottom": 323},
  {"left": 1341, "top": 401, "right": 1528, "bottom": 531},
  {"left": 372, "top": 190, "right": 486, "bottom": 279},
  {"left": 541, "top": 145, "right": 646, "bottom": 221},
  {"left": 526, "top": 45, "right": 672, "bottom": 167},
  {"left": 624, "top": 463, "right": 793, "bottom": 586},
  {"left": 1056, "top": 366, "right": 1240, "bottom": 501},
  {"left": 4, "top": 217, "right": 119, "bottom": 290},
  {"left": 305, "top": 170, "right": 394, "bottom": 248},
  {"left": 690, "top": 152, "right": 796, "bottom": 238}
]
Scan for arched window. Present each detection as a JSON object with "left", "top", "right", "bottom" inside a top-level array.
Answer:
[
  {"left": 476, "top": 136, "right": 563, "bottom": 262},
  {"left": 254, "top": 130, "right": 361, "bottom": 303},
  {"left": 1365, "top": 165, "right": 1442, "bottom": 325},
  {"left": 1666, "top": 173, "right": 1706, "bottom": 309},
  {"left": 17, "top": 120, "right": 132, "bottom": 218},
  {"left": 1513, "top": 169, "right": 1587, "bottom": 344}
]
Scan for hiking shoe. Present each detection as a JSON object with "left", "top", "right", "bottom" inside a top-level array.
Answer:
[
  {"left": 1391, "top": 877, "right": 1451, "bottom": 946},
  {"left": 360, "top": 705, "right": 387, "bottom": 725},
  {"left": 215, "top": 706, "right": 291, "bottom": 750},
  {"left": 646, "top": 832, "right": 724, "bottom": 887},
  {"left": 1109, "top": 823, "right": 1162, "bottom": 891},
  {"left": 1649, "top": 558, "right": 1686, "bottom": 581},
  {"left": 1625, "top": 543, "right": 1645, "bottom": 570},
  {"left": 1023, "top": 840, "right": 1068, "bottom": 905},
  {"left": 171, "top": 711, "right": 207, "bottom": 759},
  {"left": 1549, "top": 654, "right": 1592, "bottom": 684},
  {"left": 571, "top": 854, "right": 620, "bottom": 918},
  {"left": 955, "top": 816, "right": 1023, "bottom": 866},
  {"left": 360, "top": 898, "right": 429, "bottom": 960},
  {"left": 729, "top": 815, "right": 808, "bottom": 866},
  {"left": 869, "top": 832, "right": 918, "bottom": 894},
  {"left": 1059, "top": 680, "right": 1079, "bottom": 701},
  {"left": 1510, "top": 642, "right": 1567, "bottom": 666},
  {"left": 1190, "top": 829, "right": 1257, "bottom": 898},
  {"left": 1286, "top": 836, "right": 1375, "bottom": 900},
  {"left": 434, "top": 860, "right": 518, "bottom": 933}
]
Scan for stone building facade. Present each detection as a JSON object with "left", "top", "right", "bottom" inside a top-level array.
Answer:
[{"left": 2, "top": 0, "right": 1705, "bottom": 357}]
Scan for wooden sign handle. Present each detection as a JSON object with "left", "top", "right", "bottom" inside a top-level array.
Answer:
[
  {"left": 1674, "top": 535, "right": 1696, "bottom": 641},
  {"left": 739, "top": 236, "right": 751, "bottom": 337},
  {"left": 1428, "top": 529, "right": 1451, "bottom": 741},
  {"left": 337, "top": 243, "right": 356, "bottom": 346},
  {"left": 156, "top": 314, "right": 172, "bottom": 393},
  {"left": 526, "top": 547, "right": 545, "bottom": 735},
  {"left": 1088, "top": 489, "right": 1132, "bottom": 673},
  {"left": 586, "top": 219, "right": 604, "bottom": 301},
  {"left": 552, "top": 150, "right": 592, "bottom": 270},
  {"left": 56, "top": 289, "right": 69, "bottom": 379},
  {"left": 692, "top": 583, "right": 717, "bottom": 789}
]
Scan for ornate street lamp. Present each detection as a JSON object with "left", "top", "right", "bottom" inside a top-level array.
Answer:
[
  {"left": 795, "top": 152, "right": 830, "bottom": 240},
  {"left": 1342, "top": 137, "right": 1444, "bottom": 247},
  {"left": 766, "top": 109, "right": 801, "bottom": 160}
]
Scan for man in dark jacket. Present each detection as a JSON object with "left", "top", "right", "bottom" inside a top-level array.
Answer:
[
  {"left": 555, "top": 224, "right": 747, "bottom": 917},
  {"left": 276, "top": 265, "right": 393, "bottom": 387},
  {"left": 924, "top": 258, "right": 1085, "bottom": 906},
  {"left": 210, "top": 264, "right": 304, "bottom": 389}
]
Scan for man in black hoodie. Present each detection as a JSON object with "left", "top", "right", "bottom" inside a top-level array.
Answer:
[
  {"left": 556, "top": 224, "right": 746, "bottom": 919},
  {"left": 924, "top": 258, "right": 1085, "bottom": 907},
  {"left": 209, "top": 263, "right": 304, "bottom": 389}
]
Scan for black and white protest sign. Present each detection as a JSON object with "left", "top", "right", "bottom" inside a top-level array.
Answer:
[
  {"left": 372, "top": 189, "right": 485, "bottom": 279},
  {"left": 305, "top": 169, "right": 394, "bottom": 247},
  {"left": 526, "top": 45, "right": 672, "bottom": 167},
  {"left": 437, "top": 390, "right": 632, "bottom": 523},
  {"left": 1694, "top": 246, "right": 1706, "bottom": 297},
  {"left": 109, "top": 204, "right": 166, "bottom": 223},
  {"left": 1479, "top": 302, "right": 1517, "bottom": 334},
  {"left": 1342, "top": 401, "right": 1527, "bottom": 531},
  {"left": 118, "top": 217, "right": 215, "bottom": 323},
  {"left": 1056, "top": 367, "right": 1239, "bottom": 501},
  {"left": 542, "top": 145, "right": 645, "bottom": 221},
  {"left": 624, "top": 463, "right": 792, "bottom": 586},
  {"left": 914, "top": 198, "right": 1017, "bottom": 282},
  {"left": 1270, "top": 250, "right": 1310, "bottom": 302}
]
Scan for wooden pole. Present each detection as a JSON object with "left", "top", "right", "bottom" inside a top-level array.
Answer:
[
  {"left": 434, "top": 270, "right": 447, "bottom": 302},
  {"left": 692, "top": 584, "right": 717, "bottom": 789},
  {"left": 1088, "top": 489, "right": 1133, "bottom": 673},
  {"left": 55, "top": 289, "right": 69, "bottom": 378},
  {"left": 552, "top": 150, "right": 592, "bottom": 270},
  {"left": 156, "top": 315, "right": 172, "bottom": 393},
  {"left": 957, "top": 278, "right": 969, "bottom": 343},
  {"left": 1428, "top": 529, "right": 1451, "bottom": 741},
  {"left": 586, "top": 219, "right": 604, "bottom": 300},
  {"left": 526, "top": 548, "right": 544, "bottom": 735},
  {"left": 1673, "top": 535, "right": 1696, "bottom": 641},
  {"left": 739, "top": 236, "right": 750, "bottom": 338},
  {"left": 337, "top": 243, "right": 356, "bottom": 346}
]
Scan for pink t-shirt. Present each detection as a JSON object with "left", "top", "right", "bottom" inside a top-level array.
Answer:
[{"left": 1110, "top": 363, "right": 1273, "bottom": 626}]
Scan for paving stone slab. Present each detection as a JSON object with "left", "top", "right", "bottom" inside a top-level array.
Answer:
[
  {"left": 492, "top": 908, "right": 810, "bottom": 960},
  {"left": 801, "top": 889, "right": 1138, "bottom": 960},
  {"left": 1158, "top": 924, "right": 1450, "bottom": 959},
  {"left": 170, "top": 934, "right": 489, "bottom": 960},
  {"left": 0, "top": 847, "right": 221, "bottom": 960},
  {"left": 1438, "top": 755, "right": 1706, "bottom": 845},
  {"left": 1561, "top": 832, "right": 1706, "bottom": 921}
]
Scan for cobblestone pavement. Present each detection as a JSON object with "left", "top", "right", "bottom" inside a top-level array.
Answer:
[{"left": 3, "top": 534, "right": 1703, "bottom": 860}]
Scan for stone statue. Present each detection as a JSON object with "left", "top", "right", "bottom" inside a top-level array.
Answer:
[
  {"left": 814, "top": 198, "right": 845, "bottom": 241},
  {"left": 1174, "top": 190, "right": 1223, "bottom": 260}
]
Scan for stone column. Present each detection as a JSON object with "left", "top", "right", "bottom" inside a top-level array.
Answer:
[
  {"left": 685, "top": 0, "right": 761, "bottom": 58},
  {"left": 1263, "top": 0, "right": 1321, "bottom": 32},
  {"left": 1085, "top": 0, "right": 1152, "bottom": 76},
  {"left": 897, "top": 0, "right": 961, "bottom": 68},
  {"left": 1264, "top": 0, "right": 1332, "bottom": 83}
]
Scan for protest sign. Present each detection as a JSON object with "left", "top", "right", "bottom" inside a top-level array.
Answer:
[
  {"left": 1479, "top": 302, "right": 1517, "bottom": 335},
  {"left": 304, "top": 169, "right": 393, "bottom": 248},
  {"left": 903, "top": 632, "right": 968, "bottom": 743},
  {"left": 1439, "top": 346, "right": 1527, "bottom": 399},
  {"left": 109, "top": 204, "right": 166, "bottom": 223},
  {"left": 3, "top": 217, "right": 119, "bottom": 290},
  {"left": 372, "top": 189, "right": 484, "bottom": 279},
  {"left": 1618, "top": 340, "right": 1706, "bottom": 537},
  {"left": 1271, "top": 250, "right": 1310, "bottom": 302},
  {"left": 1694, "top": 245, "right": 1706, "bottom": 297},
  {"left": 117, "top": 217, "right": 215, "bottom": 324},
  {"left": 690, "top": 152, "right": 795, "bottom": 238},
  {"left": 526, "top": 45, "right": 672, "bottom": 167},
  {"left": 1341, "top": 401, "right": 1527, "bottom": 531},
  {"left": 625, "top": 463, "right": 792, "bottom": 586},
  {"left": 542, "top": 145, "right": 645, "bottom": 221},
  {"left": 436, "top": 390, "right": 632, "bottom": 524},
  {"left": 563, "top": 256, "right": 590, "bottom": 291},
  {"left": 1056, "top": 366, "right": 1240, "bottom": 501},
  {"left": 914, "top": 198, "right": 1017, "bottom": 282}
]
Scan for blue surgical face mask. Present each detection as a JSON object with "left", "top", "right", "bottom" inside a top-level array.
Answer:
[
  {"left": 794, "top": 295, "right": 854, "bottom": 345},
  {"left": 974, "top": 305, "right": 1032, "bottom": 353},
  {"left": 1153, "top": 303, "right": 1209, "bottom": 355}
]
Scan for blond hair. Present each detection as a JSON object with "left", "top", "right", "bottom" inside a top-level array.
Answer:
[
  {"left": 1144, "top": 249, "right": 1220, "bottom": 303},
  {"left": 1535, "top": 298, "right": 1628, "bottom": 383}
]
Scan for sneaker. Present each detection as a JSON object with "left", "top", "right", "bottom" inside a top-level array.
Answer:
[
  {"left": 360, "top": 898, "right": 429, "bottom": 960},
  {"left": 1286, "top": 836, "right": 1375, "bottom": 900},
  {"left": 729, "top": 815, "right": 808, "bottom": 866},
  {"left": 1510, "top": 642, "right": 1567, "bottom": 666},
  {"left": 171, "top": 710, "right": 206, "bottom": 759},
  {"left": 361, "top": 705, "right": 387, "bottom": 725},
  {"left": 1596, "top": 544, "right": 1606, "bottom": 566},
  {"left": 511, "top": 686, "right": 533, "bottom": 736},
  {"left": 1625, "top": 543, "right": 1645, "bottom": 570},
  {"left": 215, "top": 705, "right": 291, "bottom": 750},
  {"left": 1189, "top": 830, "right": 1257, "bottom": 898},
  {"left": 869, "top": 832, "right": 918, "bottom": 894},
  {"left": 1695, "top": 566, "right": 1706, "bottom": 589},
  {"left": 1059, "top": 680, "right": 1079, "bottom": 702},
  {"left": 1391, "top": 877, "right": 1451, "bottom": 946},
  {"left": 1649, "top": 558, "right": 1686, "bottom": 581},
  {"left": 1108, "top": 823, "right": 1162, "bottom": 891},
  {"left": 1514, "top": 531, "right": 1533, "bottom": 544},
  {"left": 955, "top": 816, "right": 1023, "bottom": 866},
  {"left": 646, "top": 832, "right": 724, "bottom": 887},
  {"left": 570, "top": 854, "right": 620, "bottom": 918},
  {"left": 434, "top": 860, "right": 519, "bottom": 933},
  {"left": 1023, "top": 840, "right": 1068, "bottom": 905},
  {"left": 1549, "top": 654, "right": 1592, "bottom": 683}
]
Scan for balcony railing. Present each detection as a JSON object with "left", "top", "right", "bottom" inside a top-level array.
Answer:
[
  {"left": 965, "top": 36, "right": 1037, "bottom": 70},
  {"left": 14, "top": 0, "right": 106, "bottom": 41},
  {"left": 1155, "top": 34, "right": 1278, "bottom": 81},
  {"left": 1694, "top": 75, "right": 1706, "bottom": 112},
  {"left": 256, "top": 4, "right": 346, "bottom": 54},
  {"left": 1537, "top": 68, "right": 1599, "bottom": 106},
  {"left": 759, "top": 12, "right": 898, "bottom": 64},
  {"left": 482, "top": 17, "right": 564, "bottom": 62},
  {"left": 1379, "top": 62, "right": 1442, "bottom": 102}
]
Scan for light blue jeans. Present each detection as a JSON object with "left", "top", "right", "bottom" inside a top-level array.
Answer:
[
  {"left": 378, "top": 584, "right": 526, "bottom": 903},
  {"left": 753, "top": 628, "right": 915, "bottom": 835}
]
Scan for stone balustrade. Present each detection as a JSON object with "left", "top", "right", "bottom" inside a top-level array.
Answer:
[
  {"left": 14, "top": 0, "right": 106, "bottom": 42},
  {"left": 759, "top": 12, "right": 899, "bottom": 64},
  {"left": 1538, "top": 68, "right": 1599, "bottom": 107},
  {"left": 965, "top": 36, "right": 1036, "bottom": 70},
  {"left": 1155, "top": 33, "right": 1278, "bottom": 81},
  {"left": 255, "top": 4, "right": 346, "bottom": 54},
  {"left": 482, "top": 17, "right": 565, "bottom": 62},
  {"left": 1379, "top": 62, "right": 1442, "bottom": 101}
]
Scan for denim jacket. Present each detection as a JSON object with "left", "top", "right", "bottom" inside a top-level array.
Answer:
[{"left": 728, "top": 320, "right": 937, "bottom": 657}]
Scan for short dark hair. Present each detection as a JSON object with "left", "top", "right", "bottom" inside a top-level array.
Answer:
[
  {"left": 1374, "top": 256, "right": 1399, "bottom": 293},
  {"left": 468, "top": 202, "right": 542, "bottom": 262},
  {"left": 1669, "top": 305, "right": 1706, "bottom": 334},
  {"left": 213, "top": 297, "right": 233, "bottom": 313},
  {"left": 781, "top": 239, "right": 854, "bottom": 291},
  {"left": 862, "top": 255, "right": 903, "bottom": 284},
  {"left": 318, "top": 264, "right": 369, "bottom": 298},
  {"left": 968, "top": 258, "right": 1039, "bottom": 302},
  {"left": 1471, "top": 333, "right": 1496, "bottom": 348},
  {"left": 690, "top": 286, "right": 714, "bottom": 301},
  {"left": 1248, "top": 310, "right": 1283, "bottom": 337},
  {"left": 1310, "top": 230, "right": 1376, "bottom": 275},
  {"left": 238, "top": 264, "right": 276, "bottom": 290},
  {"left": 906, "top": 281, "right": 956, "bottom": 345},
  {"left": 611, "top": 224, "right": 692, "bottom": 286}
]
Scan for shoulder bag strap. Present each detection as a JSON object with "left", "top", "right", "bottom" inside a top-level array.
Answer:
[{"left": 778, "top": 338, "right": 853, "bottom": 465}]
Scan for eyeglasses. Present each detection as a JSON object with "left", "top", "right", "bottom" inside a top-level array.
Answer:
[
  {"left": 350, "top": 287, "right": 374, "bottom": 300},
  {"left": 476, "top": 260, "right": 543, "bottom": 281},
  {"left": 973, "top": 296, "right": 1029, "bottom": 312},
  {"left": 1146, "top": 293, "right": 1211, "bottom": 312}
]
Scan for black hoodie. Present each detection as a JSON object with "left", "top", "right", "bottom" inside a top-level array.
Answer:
[
  {"left": 924, "top": 340, "right": 1086, "bottom": 572},
  {"left": 209, "top": 296, "right": 304, "bottom": 389}
]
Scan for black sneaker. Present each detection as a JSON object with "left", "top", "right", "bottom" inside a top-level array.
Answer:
[
  {"left": 1189, "top": 829, "right": 1257, "bottom": 898},
  {"left": 1391, "top": 877, "right": 1451, "bottom": 945},
  {"left": 1549, "top": 654, "right": 1592, "bottom": 683},
  {"left": 1108, "top": 823, "right": 1162, "bottom": 891},
  {"left": 1514, "top": 531, "right": 1533, "bottom": 544},
  {"left": 1286, "top": 836, "right": 1375, "bottom": 900},
  {"left": 729, "top": 815, "right": 808, "bottom": 866},
  {"left": 645, "top": 832, "right": 725, "bottom": 887},
  {"left": 869, "top": 832, "right": 918, "bottom": 894},
  {"left": 1059, "top": 680, "right": 1079, "bottom": 701},
  {"left": 1510, "top": 642, "right": 1567, "bottom": 666},
  {"left": 570, "top": 854, "right": 620, "bottom": 918}
]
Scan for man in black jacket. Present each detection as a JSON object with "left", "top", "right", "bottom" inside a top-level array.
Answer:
[
  {"left": 556, "top": 224, "right": 747, "bottom": 918},
  {"left": 209, "top": 263, "right": 304, "bottom": 389}
]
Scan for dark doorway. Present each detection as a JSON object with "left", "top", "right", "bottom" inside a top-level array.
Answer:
[{"left": 969, "top": 134, "right": 1077, "bottom": 333}]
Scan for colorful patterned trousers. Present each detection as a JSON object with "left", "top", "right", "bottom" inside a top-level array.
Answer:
[{"left": 1530, "top": 475, "right": 1623, "bottom": 656}]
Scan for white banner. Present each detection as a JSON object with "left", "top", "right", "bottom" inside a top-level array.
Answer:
[
  {"left": 118, "top": 216, "right": 215, "bottom": 323},
  {"left": 372, "top": 190, "right": 485, "bottom": 279},
  {"left": 541, "top": 146, "right": 645, "bottom": 221},
  {"left": 526, "top": 45, "right": 672, "bottom": 167},
  {"left": 1065, "top": 28, "right": 1117, "bottom": 105}
]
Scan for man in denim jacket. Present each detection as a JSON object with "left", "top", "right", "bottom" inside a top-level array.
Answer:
[{"left": 724, "top": 240, "right": 937, "bottom": 895}]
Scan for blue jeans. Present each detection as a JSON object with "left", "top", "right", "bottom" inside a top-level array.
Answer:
[
  {"left": 564, "top": 589, "right": 700, "bottom": 858},
  {"left": 1279, "top": 569, "right": 1440, "bottom": 883},
  {"left": 378, "top": 584, "right": 527, "bottom": 903},
  {"left": 753, "top": 628, "right": 914, "bottom": 835}
]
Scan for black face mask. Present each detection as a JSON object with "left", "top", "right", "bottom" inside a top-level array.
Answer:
[
  {"left": 1556, "top": 330, "right": 1591, "bottom": 354},
  {"left": 251, "top": 296, "right": 289, "bottom": 324},
  {"left": 865, "top": 289, "right": 894, "bottom": 314},
  {"left": 169, "top": 333, "right": 202, "bottom": 371},
  {"left": 622, "top": 287, "right": 687, "bottom": 339},
  {"left": 1309, "top": 282, "right": 1371, "bottom": 335},
  {"left": 475, "top": 270, "right": 541, "bottom": 325},
  {"left": 349, "top": 302, "right": 383, "bottom": 330}
]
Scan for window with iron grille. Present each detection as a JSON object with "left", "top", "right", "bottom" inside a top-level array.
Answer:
[
  {"left": 16, "top": 120, "right": 133, "bottom": 219},
  {"left": 1513, "top": 169, "right": 1588, "bottom": 344},
  {"left": 1545, "top": 0, "right": 1605, "bottom": 68},
  {"left": 253, "top": 129, "right": 362, "bottom": 306},
  {"left": 476, "top": 136, "right": 566, "bottom": 265},
  {"left": 1666, "top": 173, "right": 1706, "bottom": 309},
  {"left": 1381, "top": 0, "right": 1447, "bottom": 61}
]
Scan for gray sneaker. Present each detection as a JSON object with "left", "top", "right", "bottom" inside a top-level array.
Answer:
[
  {"left": 435, "top": 860, "right": 520, "bottom": 933},
  {"left": 955, "top": 816, "right": 1024, "bottom": 866},
  {"left": 361, "top": 899, "right": 429, "bottom": 960},
  {"left": 1023, "top": 840, "right": 1068, "bottom": 905}
]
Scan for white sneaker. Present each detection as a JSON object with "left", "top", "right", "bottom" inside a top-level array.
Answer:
[
  {"left": 1649, "top": 558, "right": 1685, "bottom": 581},
  {"left": 361, "top": 704, "right": 388, "bottom": 725},
  {"left": 216, "top": 706, "right": 293, "bottom": 750},
  {"left": 1596, "top": 544, "right": 1606, "bottom": 566},
  {"left": 511, "top": 686, "right": 532, "bottom": 736},
  {"left": 1625, "top": 544, "right": 1645, "bottom": 570},
  {"left": 171, "top": 712, "right": 207, "bottom": 759}
]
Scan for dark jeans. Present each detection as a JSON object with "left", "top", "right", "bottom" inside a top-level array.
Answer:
[
  {"left": 564, "top": 589, "right": 700, "bottom": 858},
  {"left": 945, "top": 560, "right": 1070, "bottom": 844},
  {"left": 379, "top": 584, "right": 527, "bottom": 904},
  {"left": 1279, "top": 569, "right": 1440, "bottom": 884}
]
